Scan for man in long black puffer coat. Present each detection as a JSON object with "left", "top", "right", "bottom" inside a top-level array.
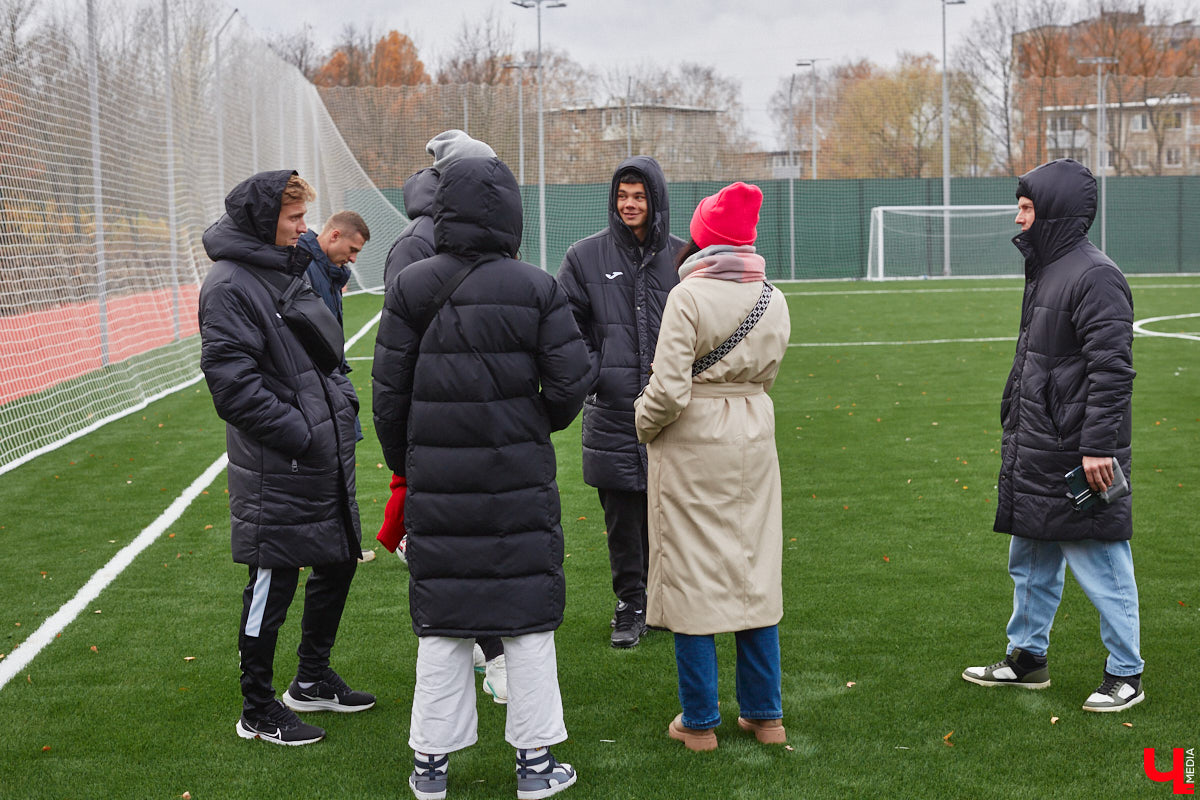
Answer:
[
  {"left": 557, "top": 156, "right": 683, "bottom": 648},
  {"left": 961, "top": 159, "right": 1143, "bottom": 714},
  {"left": 373, "top": 156, "right": 590, "bottom": 800},
  {"left": 200, "top": 170, "right": 374, "bottom": 747}
]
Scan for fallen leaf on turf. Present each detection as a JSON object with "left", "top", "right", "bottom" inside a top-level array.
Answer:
[
  {"left": 0, "top": 653, "right": 5, "bottom": 660},
  {"left": 42, "top": 745, "right": 50, "bottom": 752},
  {"left": 943, "top": 731, "right": 954, "bottom": 746},
  {"left": 1179, "top": 600, "right": 1188, "bottom": 607},
  {"left": 846, "top": 681, "right": 856, "bottom": 687},
  {"left": 883, "top": 556, "right": 890, "bottom": 562},
  {"left": 204, "top": 525, "right": 213, "bottom": 530},
  {"left": 169, "top": 533, "right": 175, "bottom": 538},
  {"left": 1051, "top": 716, "right": 1059, "bottom": 724},
  {"left": 90, "top": 646, "right": 98, "bottom": 653},
  {"left": 182, "top": 793, "right": 192, "bottom": 799},
  {"left": 785, "top": 745, "right": 795, "bottom": 751},
  {"left": 184, "top": 656, "right": 196, "bottom": 662},
  {"left": 1122, "top": 722, "right": 1133, "bottom": 728},
  {"left": 94, "top": 610, "right": 101, "bottom": 614},
  {"left": 577, "top": 516, "right": 586, "bottom": 521}
]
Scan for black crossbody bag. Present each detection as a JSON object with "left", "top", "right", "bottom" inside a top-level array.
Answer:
[
  {"left": 244, "top": 265, "right": 346, "bottom": 374},
  {"left": 691, "top": 282, "right": 774, "bottom": 376}
]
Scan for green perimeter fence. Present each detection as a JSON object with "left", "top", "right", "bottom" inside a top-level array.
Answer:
[{"left": 382, "top": 176, "right": 1200, "bottom": 281}]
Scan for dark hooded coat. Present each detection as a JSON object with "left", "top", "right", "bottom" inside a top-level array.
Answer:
[
  {"left": 556, "top": 156, "right": 684, "bottom": 491},
  {"left": 199, "top": 170, "right": 362, "bottom": 568},
  {"left": 383, "top": 167, "right": 438, "bottom": 289},
  {"left": 372, "top": 157, "right": 591, "bottom": 638},
  {"left": 995, "top": 158, "right": 1134, "bottom": 542}
]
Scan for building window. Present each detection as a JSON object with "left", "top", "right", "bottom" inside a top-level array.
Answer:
[
  {"left": 1134, "top": 149, "right": 1148, "bottom": 167},
  {"left": 1165, "top": 111, "right": 1183, "bottom": 129},
  {"left": 1130, "top": 113, "right": 1148, "bottom": 132},
  {"left": 1049, "top": 115, "right": 1077, "bottom": 132},
  {"left": 1192, "top": 144, "right": 1200, "bottom": 164},
  {"left": 1166, "top": 147, "right": 1182, "bottom": 166},
  {"left": 1104, "top": 149, "right": 1116, "bottom": 169},
  {"left": 665, "top": 112, "right": 675, "bottom": 131}
]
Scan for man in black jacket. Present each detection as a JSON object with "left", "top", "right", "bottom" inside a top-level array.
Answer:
[
  {"left": 200, "top": 171, "right": 375, "bottom": 746},
  {"left": 961, "top": 159, "right": 1143, "bottom": 713},
  {"left": 373, "top": 156, "right": 589, "bottom": 799},
  {"left": 557, "top": 156, "right": 683, "bottom": 648}
]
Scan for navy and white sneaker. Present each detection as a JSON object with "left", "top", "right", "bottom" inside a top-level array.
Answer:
[
  {"left": 409, "top": 752, "right": 448, "bottom": 800},
  {"left": 1082, "top": 672, "right": 1144, "bottom": 712},
  {"left": 235, "top": 699, "right": 325, "bottom": 746},
  {"left": 282, "top": 669, "right": 376, "bottom": 713},
  {"left": 516, "top": 748, "right": 577, "bottom": 799},
  {"left": 961, "top": 648, "right": 1050, "bottom": 689}
]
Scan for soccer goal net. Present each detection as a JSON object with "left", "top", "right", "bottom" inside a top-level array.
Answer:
[
  {"left": 866, "top": 205, "right": 1019, "bottom": 280},
  {"left": 0, "top": 2, "right": 405, "bottom": 476}
]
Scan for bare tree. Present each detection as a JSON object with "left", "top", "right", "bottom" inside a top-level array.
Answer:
[
  {"left": 954, "top": 0, "right": 1022, "bottom": 174},
  {"left": 436, "top": 9, "right": 515, "bottom": 85},
  {"left": 272, "top": 23, "right": 322, "bottom": 79}
]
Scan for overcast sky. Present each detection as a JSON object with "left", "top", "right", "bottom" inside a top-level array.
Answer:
[{"left": 236, "top": 0, "right": 991, "bottom": 148}]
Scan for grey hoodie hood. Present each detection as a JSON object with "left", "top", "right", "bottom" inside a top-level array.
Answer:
[{"left": 426, "top": 130, "right": 497, "bottom": 174}]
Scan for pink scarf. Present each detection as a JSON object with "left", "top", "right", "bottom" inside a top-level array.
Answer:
[{"left": 678, "top": 245, "right": 766, "bottom": 283}]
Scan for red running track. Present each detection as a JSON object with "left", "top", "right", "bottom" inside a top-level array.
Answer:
[{"left": 0, "top": 286, "right": 200, "bottom": 404}]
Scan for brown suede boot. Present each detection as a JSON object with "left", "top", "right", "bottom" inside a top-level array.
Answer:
[
  {"left": 668, "top": 713, "right": 718, "bottom": 752},
  {"left": 738, "top": 717, "right": 786, "bottom": 744}
]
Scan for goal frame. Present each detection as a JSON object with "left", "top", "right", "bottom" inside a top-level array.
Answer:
[{"left": 867, "top": 205, "right": 1017, "bottom": 281}]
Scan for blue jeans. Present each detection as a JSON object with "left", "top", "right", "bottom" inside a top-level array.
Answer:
[
  {"left": 674, "top": 626, "right": 782, "bottom": 730},
  {"left": 1006, "top": 536, "right": 1143, "bottom": 676}
]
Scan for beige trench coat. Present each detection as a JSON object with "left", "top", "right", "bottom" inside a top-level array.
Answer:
[{"left": 634, "top": 276, "right": 790, "bottom": 635}]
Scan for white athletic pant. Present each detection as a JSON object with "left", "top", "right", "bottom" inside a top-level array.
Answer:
[{"left": 409, "top": 631, "right": 567, "bottom": 754}]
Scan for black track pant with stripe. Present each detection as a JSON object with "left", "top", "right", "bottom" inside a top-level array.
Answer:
[{"left": 237, "top": 561, "right": 357, "bottom": 714}]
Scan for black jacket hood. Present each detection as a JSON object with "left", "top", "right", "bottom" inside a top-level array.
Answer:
[
  {"left": 608, "top": 155, "right": 671, "bottom": 254},
  {"left": 202, "top": 169, "right": 311, "bottom": 275},
  {"left": 433, "top": 157, "right": 522, "bottom": 258},
  {"left": 1013, "top": 158, "right": 1096, "bottom": 268},
  {"left": 403, "top": 167, "right": 438, "bottom": 220}
]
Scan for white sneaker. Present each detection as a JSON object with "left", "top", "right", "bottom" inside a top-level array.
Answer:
[
  {"left": 483, "top": 655, "right": 508, "bottom": 705},
  {"left": 1082, "top": 673, "right": 1144, "bottom": 712},
  {"left": 473, "top": 644, "right": 487, "bottom": 674}
]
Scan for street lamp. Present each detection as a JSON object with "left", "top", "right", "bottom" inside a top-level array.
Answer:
[
  {"left": 1078, "top": 56, "right": 1118, "bottom": 251},
  {"left": 503, "top": 61, "right": 534, "bottom": 185},
  {"left": 942, "top": 0, "right": 965, "bottom": 277},
  {"left": 512, "top": 0, "right": 566, "bottom": 271},
  {"left": 795, "top": 58, "right": 825, "bottom": 180},
  {"left": 214, "top": 8, "right": 238, "bottom": 196}
]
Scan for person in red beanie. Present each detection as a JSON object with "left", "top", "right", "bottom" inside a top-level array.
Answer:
[{"left": 634, "top": 181, "right": 791, "bottom": 751}]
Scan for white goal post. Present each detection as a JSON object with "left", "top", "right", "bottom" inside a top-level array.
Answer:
[{"left": 867, "top": 205, "right": 1020, "bottom": 280}]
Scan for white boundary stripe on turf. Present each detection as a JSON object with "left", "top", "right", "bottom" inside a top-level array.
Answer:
[
  {"left": 1132, "top": 312, "right": 1200, "bottom": 342},
  {"left": 0, "top": 454, "right": 228, "bottom": 691},
  {"left": 780, "top": 283, "right": 1200, "bottom": 297},
  {"left": 790, "top": 336, "right": 1016, "bottom": 348}
]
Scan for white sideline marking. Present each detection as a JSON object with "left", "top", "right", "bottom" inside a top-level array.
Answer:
[
  {"left": 790, "top": 336, "right": 1016, "bottom": 348},
  {"left": 0, "top": 454, "right": 228, "bottom": 692},
  {"left": 1132, "top": 312, "right": 1200, "bottom": 342},
  {"left": 0, "top": 313, "right": 384, "bottom": 691},
  {"left": 780, "top": 282, "right": 1200, "bottom": 297}
]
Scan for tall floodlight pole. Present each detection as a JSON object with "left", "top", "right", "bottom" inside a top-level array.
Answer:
[
  {"left": 786, "top": 73, "right": 796, "bottom": 279},
  {"left": 86, "top": 0, "right": 108, "bottom": 366},
  {"left": 214, "top": 9, "right": 238, "bottom": 197},
  {"left": 503, "top": 62, "right": 533, "bottom": 185},
  {"left": 512, "top": 0, "right": 566, "bottom": 271},
  {"left": 942, "top": 0, "right": 965, "bottom": 277},
  {"left": 796, "top": 58, "right": 825, "bottom": 179},
  {"left": 1079, "top": 56, "right": 1118, "bottom": 252}
]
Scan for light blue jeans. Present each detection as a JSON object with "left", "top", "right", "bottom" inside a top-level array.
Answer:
[
  {"left": 674, "top": 625, "right": 782, "bottom": 730},
  {"left": 1006, "top": 536, "right": 1143, "bottom": 676}
]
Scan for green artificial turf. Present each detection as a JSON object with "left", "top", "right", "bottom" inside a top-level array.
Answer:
[{"left": 0, "top": 278, "right": 1197, "bottom": 799}]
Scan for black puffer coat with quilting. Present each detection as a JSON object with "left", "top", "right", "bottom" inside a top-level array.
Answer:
[
  {"left": 372, "top": 157, "right": 591, "bottom": 637},
  {"left": 995, "top": 158, "right": 1134, "bottom": 542},
  {"left": 556, "top": 156, "right": 684, "bottom": 491},
  {"left": 200, "top": 170, "right": 362, "bottom": 568}
]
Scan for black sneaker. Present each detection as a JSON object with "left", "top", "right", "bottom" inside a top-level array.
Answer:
[
  {"left": 283, "top": 669, "right": 376, "bottom": 713},
  {"left": 1082, "top": 671, "right": 1145, "bottom": 712},
  {"left": 961, "top": 647, "right": 1050, "bottom": 689},
  {"left": 235, "top": 699, "right": 325, "bottom": 746},
  {"left": 516, "top": 748, "right": 577, "bottom": 799},
  {"left": 610, "top": 601, "right": 646, "bottom": 649}
]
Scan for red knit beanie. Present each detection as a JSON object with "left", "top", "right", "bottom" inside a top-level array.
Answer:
[{"left": 689, "top": 181, "right": 763, "bottom": 249}]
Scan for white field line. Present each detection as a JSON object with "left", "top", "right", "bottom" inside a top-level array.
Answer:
[
  {"left": 779, "top": 283, "right": 1200, "bottom": 297},
  {"left": 0, "top": 314, "right": 384, "bottom": 691},
  {"left": 790, "top": 336, "right": 1016, "bottom": 348},
  {"left": 0, "top": 454, "right": 228, "bottom": 691},
  {"left": 1132, "top": 312, "right": 1200, "bottom": 342}
]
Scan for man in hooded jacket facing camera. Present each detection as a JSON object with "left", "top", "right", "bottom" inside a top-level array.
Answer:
[
  {"left": 961, "top": 158, "right": 1142, "bottom": 714},
  {"left": 200, "top": 170, "right": 374, "bottom": 747}
]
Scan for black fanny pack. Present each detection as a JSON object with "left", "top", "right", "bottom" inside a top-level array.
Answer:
[{"left": 244, "top": 265, "right": 345, "bottom": 374}]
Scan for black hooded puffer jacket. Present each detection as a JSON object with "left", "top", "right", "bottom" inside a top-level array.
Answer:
[
  {"left": 995, "top": 158, "right": 1135, "bottom": 542},
  {"left": 199, "top": 170, "right": 362, "bottom": 568},
  {"left": 372, "top": 157, "right": 591, "bottom": 638},
  {"left": 557, "top": 156, "right": 684, "bottom": 491},
  {"left": 383, "top": 166, "right": 438, "bottom": 289}
]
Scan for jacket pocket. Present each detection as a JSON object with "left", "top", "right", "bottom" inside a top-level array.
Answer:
[{"left": 1043, "top": 371, "right": 1065, "bottom": 450}]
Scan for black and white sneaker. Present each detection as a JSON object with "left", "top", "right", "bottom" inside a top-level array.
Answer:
[
  {"left": 516, "top": 748, "right": 577, "bottom": 799},
  {"left": 409, "top": 752, "right": 448, "bottom": 800},
  {"left": 962, "top": 647, "right": 1050, "bottom": 689},
  {"left": 610, "top": 601, "right": 646, "bottom": 649},
  {"left": 235, "top": 699, "right": 325, "bottom": 746},
  {"left": 1082, "top": 672, "right": 1144, "bottom": 712},
  {"left": 283, "top": 669, "right": 376, "bottom": 713}
]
